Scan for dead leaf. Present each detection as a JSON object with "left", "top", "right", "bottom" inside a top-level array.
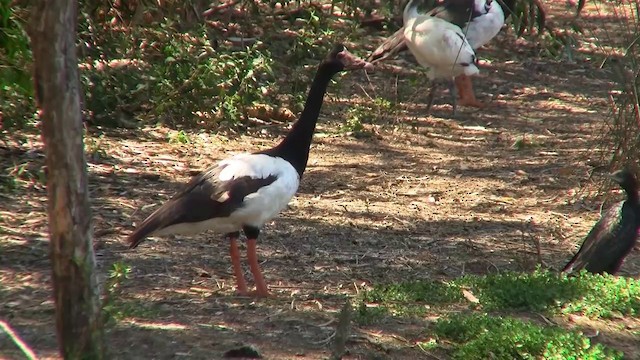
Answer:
[{"left": 462, "top": 289, "right": 480, "bottom": 304}]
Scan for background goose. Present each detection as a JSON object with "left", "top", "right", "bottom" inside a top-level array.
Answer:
[
  {"left": 401, "top": 0, "right": 481, "bottom": 114},
  {"left": 368, "top": 0, "right": 514, "bottom": 109},
  {"left": 127, "top": 44, "right": 373, "bottom": 297},
  {"left": 562, "top": 169, "right": 640, "bottom": 275}
]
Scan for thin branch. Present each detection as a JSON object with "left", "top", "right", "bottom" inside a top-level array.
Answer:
[{"left": 0, "top": 320, "right": 38, "bottom": 360}]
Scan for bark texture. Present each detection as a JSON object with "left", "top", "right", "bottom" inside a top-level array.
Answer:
[{"left": 29, "top": 1, "right": 105, "bottom": 358}]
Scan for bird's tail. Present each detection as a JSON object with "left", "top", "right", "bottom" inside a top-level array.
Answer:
[
  {"left": 561, "top": 262, "right": 575, "bottom": 274},
  {"left": 560, "top": 254, "right": 583, "bottom": 274},
  {"left": 126, "top": 204, "right": 174, "bottom": 249},
  {"left": 367, "top": 27, "right": 408, "bottom": 64}
]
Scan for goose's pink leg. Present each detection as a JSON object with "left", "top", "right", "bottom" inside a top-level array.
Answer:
[
  {"left": 455, "top": 74, "right": 485, "bottom": 108},
  {"left": 246, "top": 238, "right": 269, "bottom": 297},
  {"left": 229, "top": 236, "right": 248, "bottom": 295}
]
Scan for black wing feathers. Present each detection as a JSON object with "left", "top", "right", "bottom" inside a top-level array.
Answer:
[
  {"left": 432, "top": 0, "right": 477, "bottom": 27},
  {"left": 127, "top": 164, "right": 277, "bottom": 248},
  {"left": 367, "top": 27, "right": 408, "bottom": 63},
  {"left": 562, "top": 202, "right": 639, "bottom": 274}
]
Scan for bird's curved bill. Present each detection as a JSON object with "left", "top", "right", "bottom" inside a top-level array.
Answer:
[{"left": 338, "top": 49, "right": 375, "bottom": 71}]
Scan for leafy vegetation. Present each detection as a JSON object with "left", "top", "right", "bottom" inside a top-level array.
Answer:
[
  {"left": 0, "top": 158, "right": 47, "bottom": 194},
  {"left": 0, "top": 1, "right": 35, "bottom": 130},
  {"left": 78, "top": 20, "right": 277, "bottom": 128},
  {"left": 585, "top": 1, "right": 640, "bottom": 172},
  {"left": 1, "top": 0, "right": 570, "bottom": 137},
  {"left": 102, "top": 261, "right": 132, "bottom": 322},
  {"left": 457, "top": 269, "right": 640, "bottom": 317}
]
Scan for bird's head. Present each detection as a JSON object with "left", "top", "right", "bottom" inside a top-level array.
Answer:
[
  {"left": 324, "top": 44, "right": 374, "bottom": 72},
  {"left": 484, "top": 0, "right": 493, "bottom": 13},
  {"left": 610, "top": 168, "right": 639, "bottom": 193}
]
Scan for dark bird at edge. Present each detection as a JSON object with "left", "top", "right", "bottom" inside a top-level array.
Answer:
[{"left": 562, "top": 168, "right": 640, "bottom": 275}]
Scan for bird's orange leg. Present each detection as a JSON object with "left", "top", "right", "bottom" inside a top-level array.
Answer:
[
  {"left": 246, "top": 238, "right": 269, "bottom": 297},
  {"left": 454, "top": 74, "right": 485, "bottom": 108},
  {"left": 229, "top": 236, "right": 249, "bottom": 295}
]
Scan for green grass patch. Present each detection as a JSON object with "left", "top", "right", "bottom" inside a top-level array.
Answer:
[
  {"left": 361, "top": 280, "right": 463, "bottom": 304},
  {"left": 355, "top": 280, "right": 464, "bottom": 324},
  {"left": 357, "top": 271, "right": 635, "bottom": 358},
  {"left": 455, "top": 269, "right": 640, "bottom": 318},
  {"left": 358, "top": 270, "right": 640, "bottom": 322},
  {"left": 433, "top": 313, "right": 622, "bottom": 360}
]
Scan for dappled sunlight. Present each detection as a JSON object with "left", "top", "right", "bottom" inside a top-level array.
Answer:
[{"left": 3, "top": 0, "right": 640, "bottom": 358}]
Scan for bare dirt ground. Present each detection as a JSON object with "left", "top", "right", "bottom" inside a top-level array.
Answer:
[{"left": 1, "top": 2, "right": 639, "bottom": 359}]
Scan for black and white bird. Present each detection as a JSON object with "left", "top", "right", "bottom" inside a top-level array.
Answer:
[
  {"left": 402, "top": 0, "right": 481, "bottom": 114},
  {"left": 368, "top": 0, "right": 513, "bottom": 110},
  {"left": 127, "top": 44, "right": 373, "bottom": 297},
  {"left": 562, "top": 169, "right": 640, "bottom": 275}
]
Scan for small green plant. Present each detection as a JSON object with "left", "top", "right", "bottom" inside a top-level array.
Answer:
[
  {"left": 102, "top": 262, "right": 161, "bottom": 321},
  {"left": 340, "top": 97, "right": 396, "bottom": 135},
  {"left": 372, "top": 97, "right": 393, "bottom": 111},
  {"left": 340, "top": 114, "right": 365, "bottom": 133},
  {"left": 6, "top": 161, "right": 46, "bottom": 189},
  {"left": 433, "top": 313, "right": 622, "bottom": 360},
  {"left": 511, "top": 135, "right": 540, "bottom": 150},
  {"left": 0, "top": 174, "right": 17, "bottom": 193},
  {"left": 106, "top": 261, "right": 131, "bottom": 293},
  {"left": 355, "top": 302, "right": 389, "bottom": 325},
  {"left": 167, "top": 130, "right": 192, "bottom": 144},
  {"left": 356, "top": 280, "right": 464, "bottom": 324},
  {"left": 102, "top": 261, "right": 132, "bottom": 324},
  {"left": 84, "top": 134, "right": 108, "bottom": 161},
  {"left": 560, "top": 271, "right": 640, "bottom": 318}
]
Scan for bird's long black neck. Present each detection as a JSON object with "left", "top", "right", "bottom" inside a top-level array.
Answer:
[
  {"left": 263, "top": 64, "right": 339, "bottom": 178},
  {"left": 623, "top": 181, "right": 640, "bottom": 206}
]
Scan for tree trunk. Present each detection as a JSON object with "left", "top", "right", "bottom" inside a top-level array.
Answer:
[{"left": 29, "top": 1, "right": 105, "bottom": 358}]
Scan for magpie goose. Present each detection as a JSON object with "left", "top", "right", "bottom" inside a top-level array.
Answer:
[
  {"left": 127, "top": 44, "right": 373, "bottom": 297},
  {"left": 402, "top": 0, "right": 481, "bottom": 114},
  {"left": 368, "top": 0, "right": 512, "bottom": 109},
  {"left": 562, "top": 169, "right": 640, "bottom": 275}
]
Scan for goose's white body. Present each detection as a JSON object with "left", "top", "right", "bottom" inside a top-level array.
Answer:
[
  {"left": 404, "top": 16, "right": 479, "bottom": 80},
  {"left": 401, "top": 0, "right": 504, "bottom": 50},
  {"left": 216, "top": 154, "right": 300, "bottom": 226},
  {"left": 152, "top": 154, "right": 300, "bottom": 237}
]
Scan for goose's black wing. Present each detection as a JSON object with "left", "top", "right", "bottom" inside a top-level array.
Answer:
[{"left": 127, "top": 160, "right": 277, "bottom": 248}]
